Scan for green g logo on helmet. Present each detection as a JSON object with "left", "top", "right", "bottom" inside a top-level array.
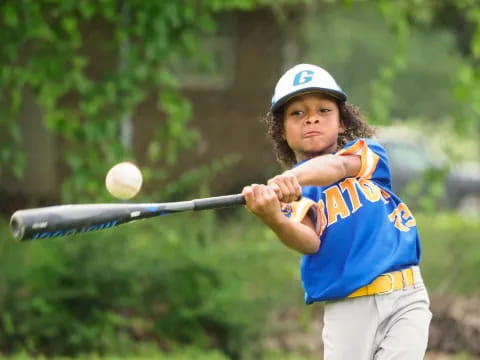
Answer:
[{"left": 270, "top": 64, "right": 347, "bottom": 113}]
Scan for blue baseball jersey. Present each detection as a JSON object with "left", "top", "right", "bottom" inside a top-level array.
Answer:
[{"left": 285, "top": 138, "right": 421, "bottom": 303}]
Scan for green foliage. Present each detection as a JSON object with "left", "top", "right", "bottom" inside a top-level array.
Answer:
[
  {"left": 0, "top": 211, "right": 302, "bottom": 359},
  {"left": 262, "top": 352, "right": 319, "bottom": 360},
  {"left": 401, "top": 166, "right": 448, "bottom": 213},
  {"left": 417, "top": 212, "right": 480, "bottom": 294},
  {"left": 2, "top": 0, "right": 479, "bottom": 204},
  {"left": 453, "top": 63, "right": 480, "bottom": 134},
  {"left": 439, "top": 0, "right": 480, "bottom": 134},
  {"left": 368, "top": 0, "right": 410, "bottom": 125},
  {"left": 0, "top": 346, "right": 230, "bottom": 360},
  {"left": 304, "top": 1, "right": 480, "bottom": 136},
  {"left": 1, "top": 0, "right": 306, "bottom": 202},
  {"left": 304, "top": 2, "right": 467, "bottom": 125},
  {"left": 0, "top": 209, "right": 479, "bottom": 358},
  {"left": 374, "top": 0, "right": 480, "bottom": 133}
]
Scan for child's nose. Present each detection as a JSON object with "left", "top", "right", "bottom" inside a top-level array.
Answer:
[{"left": 305, "top": 114, "right": 320, "bottom": 124}]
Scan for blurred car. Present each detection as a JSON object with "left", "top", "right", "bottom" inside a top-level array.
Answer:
[{"left": 376, "top": 131, "right": 480, "bottom": 214}]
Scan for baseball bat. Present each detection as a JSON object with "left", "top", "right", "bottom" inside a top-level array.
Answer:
[{"left": 10, "top": 194, "right": 246, "bottom": 242}]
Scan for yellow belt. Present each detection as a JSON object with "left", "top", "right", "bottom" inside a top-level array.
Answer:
[{"left": 348, "top": 267, "right": 415, "bottom": 299}]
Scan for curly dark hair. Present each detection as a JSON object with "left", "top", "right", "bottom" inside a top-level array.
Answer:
[{"left": 264, "top": 98, "right": 376, "bottom": 168}]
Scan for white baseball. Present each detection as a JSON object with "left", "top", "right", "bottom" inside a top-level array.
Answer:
[{"left": 105, "top": 162, "right": 143, "bottom": 200}]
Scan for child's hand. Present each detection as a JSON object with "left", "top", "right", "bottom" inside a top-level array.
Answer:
[
  {"left": 267, "top": 170, "right": 302, "bottom": 203},
  {"left": 242, "top": 184, "right": 283, "bottom": 224}
]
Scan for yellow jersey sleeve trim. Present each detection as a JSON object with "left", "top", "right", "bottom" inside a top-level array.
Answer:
[
  {"left": 289, "top": 198, "right": 321, "bottom": 235},
  {"left": 336, "top": 139, "right": 379, "bottom": 179}
]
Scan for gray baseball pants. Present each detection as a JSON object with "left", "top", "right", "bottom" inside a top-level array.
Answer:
[{"left": 322, "top": 266, "right": 432, "bottom": 360}]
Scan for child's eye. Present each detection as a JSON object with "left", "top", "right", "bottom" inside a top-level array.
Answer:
[
  {"left": 319, "top": 108, "right": 331, "bottom": 113},
  {"left": 289, "top": 110, "right": 303, "bottom": 116}
]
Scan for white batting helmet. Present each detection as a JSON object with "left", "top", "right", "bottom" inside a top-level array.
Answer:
[{"left": 270, "top": 64, "right": 347, "bottom": 113}]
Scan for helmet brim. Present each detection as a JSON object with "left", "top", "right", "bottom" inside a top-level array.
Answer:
[{"left": 270, "top": 87, "right": 347, "bottom": 113}]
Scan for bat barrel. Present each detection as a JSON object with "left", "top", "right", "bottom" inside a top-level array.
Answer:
[
  {"left": 9, "top": 205, "right": 134, "bottom": 241},
  {"left": 9, "top": 193, "right": 246, "bottom": 242}
]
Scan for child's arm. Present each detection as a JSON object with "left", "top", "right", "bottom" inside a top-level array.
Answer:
[
  {"left": 268, "top": 154, "right": 362, "bottom": 202},
  {"left": 242, "top": 184, "right": 320, "bottom": 254},
  {"left": 293, "top": 154, "right": 361, "bottom": 185}
]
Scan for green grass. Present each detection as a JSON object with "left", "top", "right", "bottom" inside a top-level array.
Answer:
[
  {"left": 417, "top": 212, "right": 480, "bottom": 294},
  {"left": 0, "top": 347, "right": 229, "bottom": 360}
]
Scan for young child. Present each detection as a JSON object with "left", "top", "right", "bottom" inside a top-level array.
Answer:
[{"left": 242, "top": 64, "right": 431, "bottom": 359}]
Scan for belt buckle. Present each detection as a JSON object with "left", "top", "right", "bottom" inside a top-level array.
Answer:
[{"left": 378, "top": 273, "right": 395, "bottom": 295}]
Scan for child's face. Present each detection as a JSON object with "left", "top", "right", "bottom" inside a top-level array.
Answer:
[{"left": 282, "top": 92, "right": 344, "bottom": 162}]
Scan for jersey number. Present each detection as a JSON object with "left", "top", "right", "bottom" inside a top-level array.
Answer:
[{"left": 388, "top": 203, "right": 416, "bottom": 232}]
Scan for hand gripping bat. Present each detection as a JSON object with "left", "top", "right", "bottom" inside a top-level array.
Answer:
[{"left": 10, "top": 194, "right": 246, "bottom": 241}]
